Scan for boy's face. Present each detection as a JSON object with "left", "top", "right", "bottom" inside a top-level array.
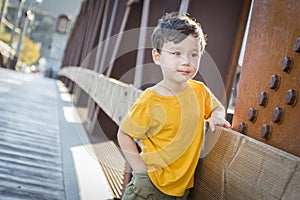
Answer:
[{"left": 152, "top": 34, "right": 201, "bottom": 84}]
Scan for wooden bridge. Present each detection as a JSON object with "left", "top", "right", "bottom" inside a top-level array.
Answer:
[
  {"left": 0, "top": 68, "right": 115, "bottom": 200},
  {"left": 0, "top": 0, "right": 299, "bottom": 199}
]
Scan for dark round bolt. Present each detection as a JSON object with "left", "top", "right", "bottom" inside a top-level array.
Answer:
[
  {"left": 248, "top": 108, "right": 258, "bottom": 122},
  {"left": 294, "top": 37, "right": 300, "bottom": 53},
  {"left": 272, "top": 107, "right": 284, "bottom": 123},
  {"left": 286, "top": 89, "right": 298, "bottom": 107},
  {"left": 261, "top": 124, "right": 272, "bottom": 140},
  {"left": 258, "top": 92, "right": 268, "bottom": 107},
  {"left": 281, "top": 56, "right": 293, "bottom": 73},
  {"left": 270, "top": 75, "right": 281, "bottom": 90},
  {"left": 238, "top": 123, "right": 247, "bottom": 134}
]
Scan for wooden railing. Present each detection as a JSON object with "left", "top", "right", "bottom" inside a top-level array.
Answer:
[
  {"left": 59, "top": 67, "right": 300, "bottom": 200},
  {"left": 59, "top": 67, "right": 142, "bottom": 127},
  {"left": 93, "top": 141, "right": 128, "bottom": 199}
]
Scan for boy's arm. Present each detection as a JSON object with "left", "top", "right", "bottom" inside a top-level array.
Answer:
[
  {"left": 208, "top": 106, "right": 231, "bottom": 132},
  {"left": 117, "top": 129, "right": 147, "bottom": 173}
]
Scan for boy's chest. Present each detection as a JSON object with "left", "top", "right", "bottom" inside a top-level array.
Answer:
[{"left": 148, "top": 93, "right": 202, "bottom": 137}]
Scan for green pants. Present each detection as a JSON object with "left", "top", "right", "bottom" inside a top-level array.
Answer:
[{"left": 122, "top": 172, "right": 190, "bottom": 200}]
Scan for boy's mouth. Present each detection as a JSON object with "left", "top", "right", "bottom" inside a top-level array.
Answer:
[{"left": 177, "top": 70, "right": 191, "bottom": 75}]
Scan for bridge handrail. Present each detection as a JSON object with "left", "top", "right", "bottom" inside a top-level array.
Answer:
[{"left": 59, "top": 66, "right": 142, "bottom": 126}]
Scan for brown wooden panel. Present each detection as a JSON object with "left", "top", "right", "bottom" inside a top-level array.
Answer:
[
  {"left": 191, "top": 127, "right": 300, "bottom": 199},
  {"left": 233, "top": 0, "right": 300, "bottom": 157}
]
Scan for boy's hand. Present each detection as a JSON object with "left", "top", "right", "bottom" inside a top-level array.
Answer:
[{"left": 209, "top": 106, "right": 231, "bottom": 132}]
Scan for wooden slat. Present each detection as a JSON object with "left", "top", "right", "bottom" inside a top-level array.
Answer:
[{"left": 92, "top": 141, "right": 127, "bottom": 199}]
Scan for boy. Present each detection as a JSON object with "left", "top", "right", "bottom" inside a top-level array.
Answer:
[{"left": 118, "top": 12, "right": 231, "bottom": 199}]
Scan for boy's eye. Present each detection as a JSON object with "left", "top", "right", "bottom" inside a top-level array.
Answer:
[
  {"left": 191, "top": 53, "right": 199, "bottom": 58},
  {"left": 171, "top": 52, "right": 181, "bottom": 56}
]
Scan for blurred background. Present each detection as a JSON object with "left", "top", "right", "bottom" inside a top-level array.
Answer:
[{"left": 0, "top": 0, "right": 82, "bottom": 76}]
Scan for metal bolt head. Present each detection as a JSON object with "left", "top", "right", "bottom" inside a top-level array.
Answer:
[
  {"left": 238, "top": 123, "right": 247, "bottom": 134},
  {"left": 272, "top": 107, "right": 284, "bottom": 124},
  {"left": 261, "top": 124, "right": 272, "bottom": 140},
  {"left": 270, "top": 75, "right": 281, "bottom": 90},
  {"left": 281, "top": 56, "right": 293, "bottom": 73},
  {"left": 294, "top": 37, "right": 300, "bottom": 53},
  {"left": 286, "top": 89, "right": 298, "bottom": 107},
  {"left": 248, "top": 108, "right": 258, "bottom": 122},
  {"left": 258, "top": 92, "right": 268, "bottom": 107}
]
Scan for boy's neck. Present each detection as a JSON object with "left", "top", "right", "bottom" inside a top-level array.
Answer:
[{"left": 155, "top": 80, "right": 188, "bottom": 96}]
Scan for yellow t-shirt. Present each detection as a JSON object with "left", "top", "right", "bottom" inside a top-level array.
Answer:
[{"left": 121, "top": 79, "right": 221, "bottom": 196}]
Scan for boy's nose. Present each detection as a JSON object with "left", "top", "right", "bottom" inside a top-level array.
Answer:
[{"left": 181, "top": 56, "right": 190, "bottom": 66}]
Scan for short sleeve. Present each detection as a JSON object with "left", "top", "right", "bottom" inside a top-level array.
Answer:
[
  {"left": 120, "top": 97, "right": 151, "bottom": 139},
  {"left": 203, "top": 85, "right": 222, "bottom": 120}
]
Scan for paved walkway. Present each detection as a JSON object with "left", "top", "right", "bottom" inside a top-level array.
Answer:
[{"left": 0, "top": 68, "right": 113, "bottom": 200}]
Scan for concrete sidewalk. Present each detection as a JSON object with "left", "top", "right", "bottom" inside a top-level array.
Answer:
[{"left": 0, "top": 68, "right": 113, "bottom": 200}]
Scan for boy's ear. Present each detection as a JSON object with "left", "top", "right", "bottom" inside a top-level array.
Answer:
[{"left": 152, "top": 49, "right": 160, "bottom": 65}]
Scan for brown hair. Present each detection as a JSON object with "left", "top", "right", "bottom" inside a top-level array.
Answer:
[{"left": 151, "top": 12, "right": 207, "bottom": 54}]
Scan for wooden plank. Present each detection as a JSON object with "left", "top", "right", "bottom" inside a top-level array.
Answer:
[
  {"left": 190, "top": 127, "right": 300, "bottom": 200},
  {"left": 93, "top": 141, "right": 127, "bottom": 199},
  {"left": 0, "top": 68, "right": 65, "bottom": 200},
  {"left": 71, "top": 145, "right": 113, "bottom": 200}
]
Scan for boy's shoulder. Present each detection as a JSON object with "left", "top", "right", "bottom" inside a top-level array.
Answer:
[
  {"left": 188, "top": 79, "right": 206, "bottom": 89},
  {"left": 135, "top": 88, "right": 155, "bottom": 103}
]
